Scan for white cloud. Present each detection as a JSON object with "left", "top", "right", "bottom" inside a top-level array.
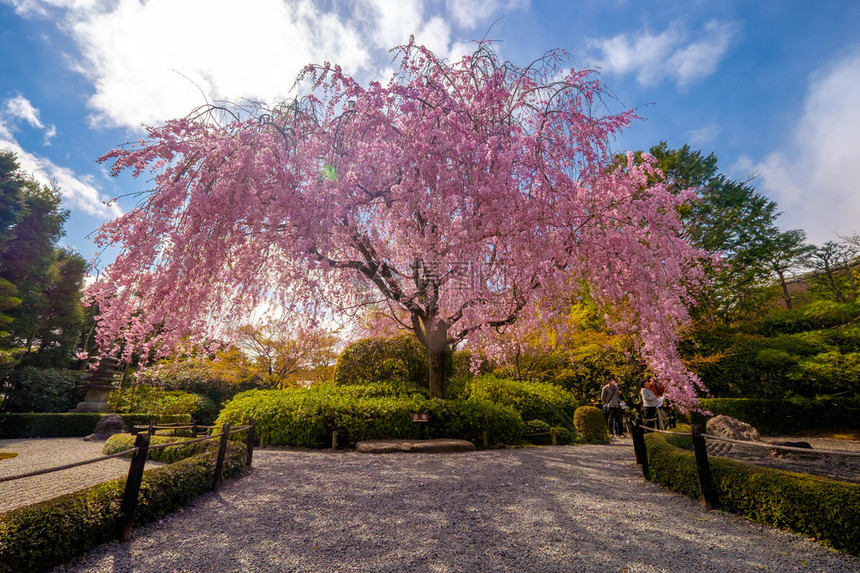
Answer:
[
  {"left": 685, "top": 123, "right": 720, "bottom": 146},
  {"left": 588, "top": 20, "right": 739, "bottom": 88},
  {"left": 733, "top": 51, "right": 860, "bottom": 244},
  {"left": 0, "top": 94, "right": 119, "bottom": 218},
  {"left": 9, "top": 0, "right": 527, "bottom": 131},
  {"left": 44, "top": 0, "right": 372, "bottom": 130},
  {"left": 446, "top": 0, "right": 529, "bottom": 30},
  {"left": 5, "top": 94, "right": 45, "bottom": 128},
  {"left": 0, "top": 137, "right": 122, "bottom": 219},
  {"left": 3, "top": 93, "right": 58, "bottom": 145}
]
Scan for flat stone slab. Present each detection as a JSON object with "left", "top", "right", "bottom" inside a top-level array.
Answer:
[{"left": 355, "top": 439, "right": 476, "bottom": 454}]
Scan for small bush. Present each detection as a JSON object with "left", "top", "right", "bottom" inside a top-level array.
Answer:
[
  {"left": 0, "top": 367, "right": 85, "bottom": 413},
  {"left": 644, "top": 430, "right": 860, "bottom": 555},
  {"left": 0, "top": 443, "right": 248, "bottom": 572},
  {"left": 103, "top": 433, "right": 212, "bottom": 464},
  {"left": 573, "top": 405, "right": 609, "bottom": 444},
  {"left": 522, "top": 419, "right": 575, "bottom": 445},
  {"left": 333, "top": 335, "right": 430, "bottom": 391},
  {"left": 463, "top": 375, "right": 578, "bottom": 427}
]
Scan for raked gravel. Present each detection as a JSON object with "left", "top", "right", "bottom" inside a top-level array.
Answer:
[{"left": 52, "top": 442, "right": 859, "bottom": 573}]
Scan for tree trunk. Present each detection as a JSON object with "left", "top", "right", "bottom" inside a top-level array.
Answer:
[
  {"left": 777, "top": 270, "right": 792, "bottom": 310},
  {"left": 426, "top": 322, "right": 450, "bottom": 399}
]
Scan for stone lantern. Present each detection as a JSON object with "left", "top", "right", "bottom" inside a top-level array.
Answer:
[{"left": 70, "top": 356, "right": 121, "bottom": 413}]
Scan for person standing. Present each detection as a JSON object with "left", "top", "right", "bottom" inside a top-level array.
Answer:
[
  {"left": 600, "top": 376, "right": 625, "bottom": 437},
  {"left": 640, "top": 376, "right": 661, "bottom": 429}
]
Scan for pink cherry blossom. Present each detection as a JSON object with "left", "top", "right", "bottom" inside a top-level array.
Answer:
[{"left": 89, "top": 40, "right": 710, "bottom": 408}]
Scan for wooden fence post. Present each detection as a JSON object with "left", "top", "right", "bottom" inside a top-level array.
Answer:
[
  {"left": 191, "top": 422, "right": 198, "bottom": 438},
  {"left": 246, "top": 420, "right": 256, "bottom": 468},
  {"left": 147, "top": 421, "right": 155, "bottom": 436},
  {"left": 212, "top": 423, "right": 230, "bottom": 493},
  {"left": 691, "top": 424, "right": 718, "bottom": 510},
  {"left": 481, "top": 430, "right": 488, "bottom": 448},
  {"left": 118, "top": 432, "right": 150, "bottom": 542},
  {"left": 632, "top": 420, "right": 650, "bottom": 480},
  {"left": 331, "top": 430, "right": 338, "bottom": 451},
  {"left": 550, "top": 427, "right": 557, "bottom": 446},
  {"left": 632, "top": 420, "right": 643, "bottom": 464}
]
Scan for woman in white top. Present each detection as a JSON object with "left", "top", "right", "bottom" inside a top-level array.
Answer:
[{"left": 639, "top": 377, "right": 661, "bottom": 428}]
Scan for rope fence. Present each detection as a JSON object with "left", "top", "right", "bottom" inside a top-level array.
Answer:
[
  {"left": 0, "top": 420, "right": 256, "bottom": 542},
  {"left": 631, "top": 418, "right": 859, "bottom": 511},
  {"left": 638, "top": 424, "right": 860, "bottom": 457},
  {"left": 0, "top": 448, "right": 138, "bottom": 484}
]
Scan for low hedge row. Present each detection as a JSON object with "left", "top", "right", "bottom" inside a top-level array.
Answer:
[
  {"left": 103, "top": 433, "right": 213, "bottom": 464},
  {"left": 216, "top": 386, "right": 523, "bottom": 448},
  {"left": 0, "top": 442, "right": 248, "bottom": 572},
  {"left": 463, "top": 375, "right": 579, "bottom": 427},
  {"left": 0, "top": 413, "right": 192, "bottom": 438},
  {"left": 643, "top": 430, "right": 860, "bottom": 555},
  {"left": 695, "top": 397, "right": 859, "bottom": 434}
]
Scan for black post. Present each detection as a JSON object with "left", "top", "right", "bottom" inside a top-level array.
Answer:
[
  {"left": 632, "top": 420, "right": 650, "bottom": 480},
  {"left": 118, "top": 432, "right": 150, "bottom": 542},
  {"left": 191, "top": 422, "right": 198, "bottom": 438},
  {"left": 246, "top": 420, "right": 255, "bottom": 468},
  {"left": 691, "top": 424, "right": 718, "bottom": 510},
  {"left": 212, "top": 423, "right": 230, "bottom": 492},
  {"left": 147, "top": 421, "right": 155, "bottom": 436},
  {"left": 632, "top": 420, "right": 644, "bottom": 464}
]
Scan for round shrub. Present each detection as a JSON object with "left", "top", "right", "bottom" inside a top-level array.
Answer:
[
  {"left": 333, "top": 335, "right": 429, "bottom": 391},
  {"left": 573, "top": 405, "right": 609, "bottom": 444},
  {"left": 463, "top": 375, "right": 578, "bottom": 427},
  {"left": 216, "top": 385, "right": 522, "bottom": 448}
]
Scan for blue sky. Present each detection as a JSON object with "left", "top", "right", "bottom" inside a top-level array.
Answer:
[{"left": 2, "top": 0, "right": 859, "bottom": 271}]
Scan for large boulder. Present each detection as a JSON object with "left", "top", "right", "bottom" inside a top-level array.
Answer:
[
  {"left": 84, "top": 415, "right": 128, "bottom": 441},
  {"left": 705, "top": 414, "right": 762, "bottom": 456}
]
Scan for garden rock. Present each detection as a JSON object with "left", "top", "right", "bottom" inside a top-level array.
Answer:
[
  {"left": 769, "top": 440, "right": 816, "bottom": 460},
  {"left": 705, "top": 414, "right": 763, "bottom": 456},
  {"left": 84, "top": 415, "right": 127, "bottom": 441}
]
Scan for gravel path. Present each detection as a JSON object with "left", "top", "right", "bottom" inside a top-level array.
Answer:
[
  {"left": 54, "top": 443, "right": 860, "bottom": 573},
  {"left": 0, "top": 438, "right": 163, "bottom": 512}
]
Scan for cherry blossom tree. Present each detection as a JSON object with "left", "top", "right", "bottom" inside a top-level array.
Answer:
[{"left": 90, "top": 41, "right": 709, "bottom": 406}]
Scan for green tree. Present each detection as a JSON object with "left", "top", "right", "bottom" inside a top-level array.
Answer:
[
  {"left": 762, "top": 228, "right": 813, "bottom": 310},
  {"left": 0, "top": 152, "right": 25, "bottom": 246},
  {"left": 646, "top": 142, "right": 794, "bottom": 322},
  {"left": 805, "top": 241, "right": 857, "bottom": 302},
  {"left": 0, "top": 154, "right": 87, "bottom": 373}
]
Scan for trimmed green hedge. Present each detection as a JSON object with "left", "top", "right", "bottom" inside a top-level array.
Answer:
[
  {"left": 696, "top": 397, "right": 860, "bottom": 434},
  {"left": 216, "top": 385, "right": 523, "bottom": 448},
  {"left": 103, "top": 433, "right": 213, "bottom": 464},
  {"left": 0, "top": 443, "right": 248, "bottom": 572},
  {"left": 573, "top": 405, "right": 609, "bottom": 444},
  {"left": 463, "top": 375, "right": 579, "bottom": 427},
  {"left": 644, "top": 430, "right": 860, "bottom": 555},
  {"left": 0, "top": 413, "right": 191, "bottom": 438}
]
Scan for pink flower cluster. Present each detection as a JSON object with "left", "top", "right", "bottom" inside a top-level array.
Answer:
[{"left": 89, "top": 40, "right": 710, "bottom": 408}]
